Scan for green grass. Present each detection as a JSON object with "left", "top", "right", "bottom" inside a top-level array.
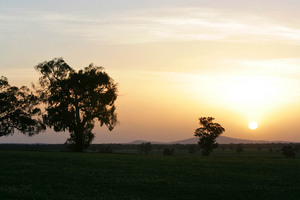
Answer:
[
  {"left": 114, "top": 148, "right": 293, "bottom": 159},
  {"left": 0, "top": 151, "right": 299, "bottom": 200}
]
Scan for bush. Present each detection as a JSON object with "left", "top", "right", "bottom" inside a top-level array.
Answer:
[
  {"left": 235, "top": 144, "right": 244, "bottom": 154},
  {"left": 163, "top": 148, "right": 174, "bottom": 156},
  {"left": 282, "top": 145, "right": 296, "bottom": 158},
  {"left": 295, "top": 144, "right": 300, "bottom": 152},
  {"left": 139, "top": 142, "right": 152, "bottom": 154},
  {"left": 188, "top": 145, "right": 197, "bottom": 154},
  {"left": 98, "top": 145, "right": 113, "bottom": 153},
  {"left": 257, "top": 147, "right": 262, "bottom": 151}
]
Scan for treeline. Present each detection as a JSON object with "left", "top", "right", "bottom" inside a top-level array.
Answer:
[
  {"left": 0, "top": 144, "right": 67, "bottom": 151},
  {"left": 1, "top": 143, "right": 299, "bottom": 152},
  {"left": 218, "top": 143, "right": 300, "bottom": 150}
]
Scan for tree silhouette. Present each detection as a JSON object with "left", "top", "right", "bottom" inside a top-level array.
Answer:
[
  {"left": 235, "top": 144, "right": 244, "bottom": 154},
  {"left": 188, "top": 145, "right": 197, "bottom": 154},
  {"left": 0, "top": 76, "right": 45, "bottom": 137},
  {"left": 282, "top": 145, "right": 296, "bottom": 158},
  {"left": 35, "top": 58, "right": 118, "bottom": 152},
  {"left": 163, "top": 147, "right": 174, "bottom": 156},
  {"left": 194, "top": 117, "right": 225, "bottom": 156},
  {"left": 138, "top": 142, "right": 152, "bottom": 154}
]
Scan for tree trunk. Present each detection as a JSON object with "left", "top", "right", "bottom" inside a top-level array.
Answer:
[{"left": 73, "top": 126, "right": 84, "bottom": 152}]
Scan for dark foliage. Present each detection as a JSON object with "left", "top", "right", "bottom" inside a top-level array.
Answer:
[
  {"left": 257, "top": 147, "right": 262, "bottom": 151},
  {"left": 235, "top": 144, "right": 244, "bottom": 154},
  {"left": 0, "top": 76, "right": 45, "bottom": 137},
  {"left": 97, "top": 145, "right": 113, "bottom": 153},
  {"left": 282, "top": 145, "right": 296, "bottom": 158},
  {"left": 138, "top": 142, "right": 152, "bottom": 154},
  {"left": 194, "top": 117, "right": 225, "bottom": 156},
  {"left": 163, "top": 147, "right": 174, "bottom": 155},
  {"left": 35, "top": 58, "right": 118, "bottom": 152},
  {"left": 188, "top": 145, "right": 197, "bottom": 154},
  {"left": 295, "top": 144, "right": 300, "bottom": 152}
]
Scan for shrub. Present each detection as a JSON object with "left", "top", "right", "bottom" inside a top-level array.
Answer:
[
  {"left": 188, "top": 145, "right": 197, "bottom": 154},
  {"left": 282, "top": 145, "right": 296, "bottom": 158},
  {"left": 163, "top": 148, "right": 174, "bottom": 156},
  {"left": 138, "top": 142, "right": 152, "bottom": 154},
  {"left": 235, "top": 144, "right": 244, "bottom": 154},
  {"left": 257, "top": 147, "right": 262, "bottom": 151},
  {"left": 98, "top": 145, "right": 113, "bottom": 153}
]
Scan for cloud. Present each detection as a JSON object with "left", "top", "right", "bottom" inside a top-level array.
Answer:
[
  {"left": 1, "top": 7, "right": 300, "bottom": 44},
  {"left": 225, "top": 58, "right": 300, "bottom": 79}
]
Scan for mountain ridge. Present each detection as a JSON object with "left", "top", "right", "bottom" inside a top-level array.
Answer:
[{"left": 128, "top": 136, "right": 290, "bottom": 144}]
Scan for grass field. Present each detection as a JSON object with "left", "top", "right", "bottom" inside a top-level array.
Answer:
[{"left": 0, "top": 150, "right": 299, "bottom": 200}]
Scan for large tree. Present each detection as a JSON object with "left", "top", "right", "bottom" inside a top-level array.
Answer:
[
  {"left": 0, "top": 76, "right": 45, "bottom": 137},
  {"left": 35, "top": 58, "right": 118, "bottom": 152},
  {"left": 194, "top": 117, "right": 225, "bottom": 156}
]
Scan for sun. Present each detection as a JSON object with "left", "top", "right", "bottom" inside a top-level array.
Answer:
[{"left": 248, "top": 121, "right": 258, "bottom": 130}]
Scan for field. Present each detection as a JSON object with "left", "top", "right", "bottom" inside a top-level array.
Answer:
[{"left": 1, "top": 150, "right": 299, "bottom": 200}]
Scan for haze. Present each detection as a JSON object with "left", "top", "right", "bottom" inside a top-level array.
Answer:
[{"left": 1, "top": 0, "right": 300, "bottom": 143}]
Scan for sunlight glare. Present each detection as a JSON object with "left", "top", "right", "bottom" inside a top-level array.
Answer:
[{"left": 248, "top": 121, "right": 258, "bottom": 130}]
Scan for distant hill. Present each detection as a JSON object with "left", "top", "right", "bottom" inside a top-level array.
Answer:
[{"left": 128, "top": 136, "right": 290, "bottom": 144}]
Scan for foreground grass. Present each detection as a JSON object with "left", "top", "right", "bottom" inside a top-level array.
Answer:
[{"left": 0, "top": 151, "right": 299, "bottom": 200}]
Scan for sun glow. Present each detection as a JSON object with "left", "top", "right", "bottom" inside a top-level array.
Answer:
[
  {"left": 222, "top": 76, "right": 282, "bottom": 106},
  {"left": 248, "top": 121, "right": 258, "bottom": 130}
]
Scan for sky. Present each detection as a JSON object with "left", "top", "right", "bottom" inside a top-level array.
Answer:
[{"left": 1, "top": 0, "right": 300, "bottom": 143}]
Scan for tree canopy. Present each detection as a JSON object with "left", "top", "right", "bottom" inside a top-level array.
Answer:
[
  {"left": 194, "top": 117, "right": 225, "bottom": 156},
  {"left": 35, "top": 58, "right": 118, "bottom": 152},
  {"left": 0, "top": 76, "right": 45, "bottom": 137}
]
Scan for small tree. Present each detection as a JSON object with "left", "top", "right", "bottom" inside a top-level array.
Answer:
[
  {"left": 0, "top": 76, "right": 45, "bottom": 137},
  {"left": 138, "top": 142, "right": 152, "bottom": 154},
  {"left": 257, "top": 146, "right": 262, "bottom": 151},
  {"left": 229, "top": 143, "right": 234, "bottom": 150},
  {"left": 235, "top": 144, "right": 244, "bottom": 154},
  {"left": 35, "top": 58, "right": 118, "bottom": 152},
  {"left": 282, "top": 145, "right": 296, "bottom": 158},
  {"left": 194, "top": 117, "right": 225, "bottom": 156},
  {"left": 188, "top": 145, "right": 197, "bottom": 154},
  {"left": 163, "top": 147, "right": 174, "bottom": 156},
  {"left": 268, "top": 147, "right": 273, "bottom": 153},
  {"left": 98, "top": 145, "right": 113, "bottom": 154}
]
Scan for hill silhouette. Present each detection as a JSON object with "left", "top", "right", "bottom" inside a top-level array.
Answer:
[{"left": 129, "top": 136, "right": 290, "bottom": 144}]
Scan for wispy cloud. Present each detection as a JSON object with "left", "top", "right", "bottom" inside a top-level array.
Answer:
[
  {"left": 225, "top": 58, "right": 300, "bottom": 79},
  {"left": 1, "top": 7, "right": 300, "bottom": 44}
]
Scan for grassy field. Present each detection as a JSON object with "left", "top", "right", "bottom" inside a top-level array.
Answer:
[{"left": 0, "top": 150, "right": 299, "bottom": 200}]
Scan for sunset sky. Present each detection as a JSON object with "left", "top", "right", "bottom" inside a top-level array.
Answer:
[{"left": 1, "top": 0, "right": 300, "bottom": 143}]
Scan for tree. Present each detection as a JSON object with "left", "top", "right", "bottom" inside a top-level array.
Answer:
[
  {"left": 188, "top": 145, "right": 197, "bottom": 154},
  {"left": 163, "top": 147, "right": 174, "bottom": 156},
  {"left": 235, "top": 144, "right": 244, "bottom": 154},
  {"left": 194, "top": 117, "right": 225, "bottom": 156},
  {"left": 282, "top": 145, "right": 296, "bottom": 158},
  {"left": 0, "top": 76, "right": 45, "bottom": 137},
  {"left": 138, "top": 142, "right": 152, "bottom": 154},
  {"left": 35, "top": 58, "right": 118, "bottom": 152}
]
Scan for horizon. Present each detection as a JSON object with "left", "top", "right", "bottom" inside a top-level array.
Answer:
[{"left": 1, "top": 0, "right": 300, "bottom": 144}]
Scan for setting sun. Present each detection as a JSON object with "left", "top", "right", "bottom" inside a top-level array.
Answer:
[
  {"left": 248, "top": 121, "right": 258, "bottom": 130},
  {"left": 1, "top": 1, "right": 300, "bottom": 198}
]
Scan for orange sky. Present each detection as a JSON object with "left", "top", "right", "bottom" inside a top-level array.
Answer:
[{"left": 1, "top": 1, "right": 300, "bottom": 143}]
